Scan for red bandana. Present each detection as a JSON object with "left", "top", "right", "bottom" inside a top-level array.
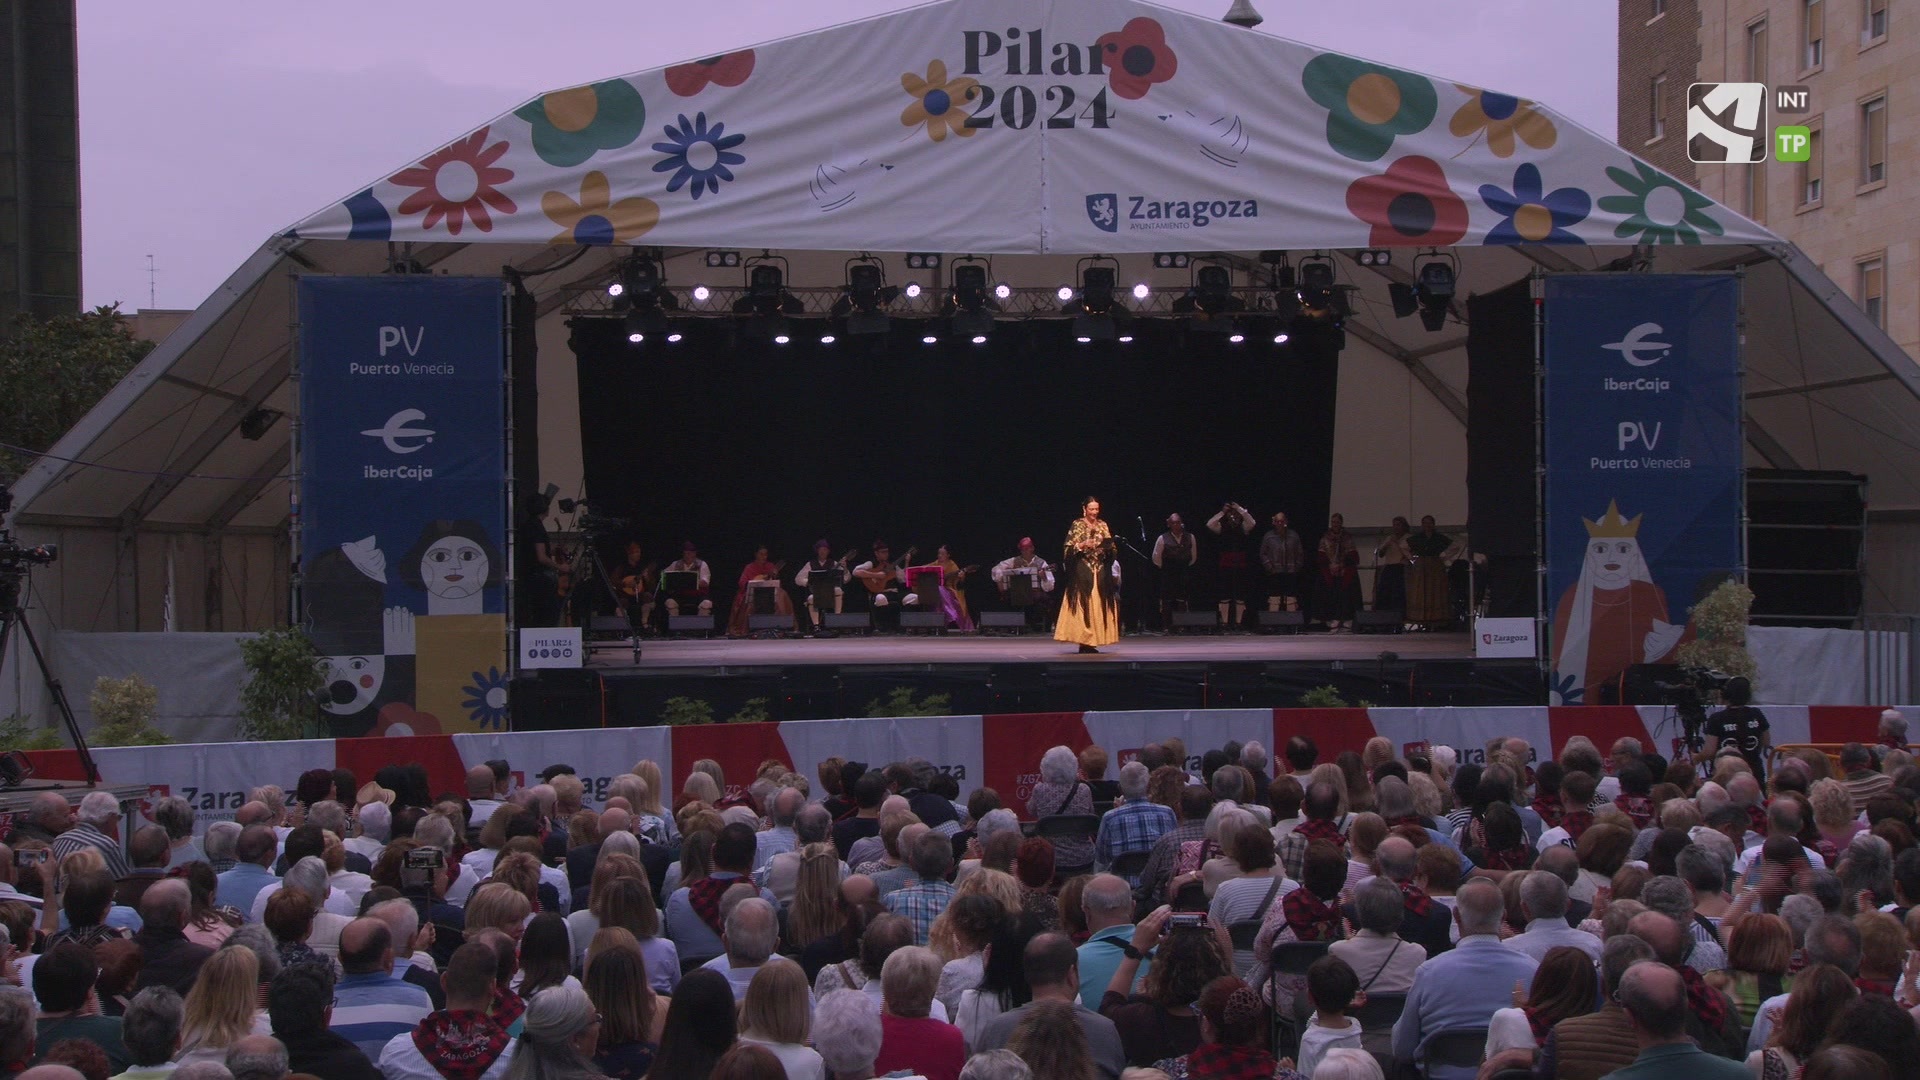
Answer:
[
  {"left": 412, "top": 1009, "right": 512, "bottom": 1080},
  {"left": 1531, "top": 798, "right": 1563, "bottom": 828},
  {"left": 1294, "top": 818, "right": 1343, "bottom": 845},
  {"left": 1282, "top": 889, "right": 1343, "bottom": 942},
  {"left": 687, "top": 876, "right": 732, "bottom": 936},
  {"left": 1398, "top": 881, "right": 1433, "bottom": 918},
  {"left": 1185, "top": 1042, "right": 1278, "bottom": 1080},
  {"left": 489, "top": 986, "right": 524, "bottom": 1029},
  {"left": 1562, "top": 811, "right": 1594, "bottom": 842},
  {"left": 1856, "top": 977, "right": 1897, "bottom": 997},
  {"left": 1387, "top": 815, "right": 1426, "bottom": 831},
  {"left": 1744, "top": 804, "right": 1768, "bottom": 834},
  {"left": 1522, "top": 1005, "right": 1554, "bottom": 1046},
  {"left": 1680, "top": 966, "right": 1728, "bottom": 1032},
  {"left": 1614, "top": 794, "right": 1654, "bottom": 830}
]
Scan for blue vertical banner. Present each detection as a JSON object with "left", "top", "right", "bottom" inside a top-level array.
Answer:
[
  {"left": 298, "top": 276, "right": 508, "bottom": 737},
  {"left": 1544, "top": 274, "right": 1741, "bottom": 705}
]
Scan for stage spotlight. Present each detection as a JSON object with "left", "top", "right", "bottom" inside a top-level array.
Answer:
[
  {"left": 1117, "top": 332, "right": 1135, "bottom": 343},
  {"left": 612, "top": 255, "right": 678, "bottom": 314},
  {"left": 1153, "top": 252, "right": 1193, "bottom": 269},
  {"left": 607, "top": 281, "right": 625, "bottom": 298},
  {"left": 945, "top": 259, "right": 1000, "bottom": 339},
  {"left": 922, "top": 333, "right": 939, "bottom": 344},
  {"left": 832, "top": 257, "right": 900, "bottom": 335},
  {"left": 705, "top": 250, "right": 742, "bottom": 268},
  {"left": 971, "top": 334, "right": 988, "bottom": 344},
  {"left": 1296, "top": 255, "right": 1348, "bottom": 320},
  {"left": 773, "top": 332, "right": 791, "bottom": 344},
  {"left": 1273, "top": 332, "right": 1290, "bottom": 344},
  {"left": 904, "top": 282, "right": 923, "bottom": 299},
  {"left": 820, "top": 333, "right": 837, "bottom": 344},
  {"left": 733, "top": 258, "right": 803, "bottom": 317},
  {"left": 906, "top": 252, "right": 942, "bottom": 270},
  {"left": 625, "top": 309, "right": 646, "bottom": 344},
  {"left": 1173, "top": 264, "right": 1246, "bottom": 336},
  {"left": 1056, "top": 285, "right": 1075, "bottom": 302},
  {"left": 691, "top": 285, "right": 711, "bottom": 303},
  {"left": 666, "top": 331, "right": 684, "bottom": 343},
  {"left": 1355, "top": 249, "right": 1392, "bottom": 267},
  {"left": 994, "top": 282, "right": 1012, "bottom": 300},
  {"left": 1063, "top": 264, "right": 1117, "bottom": 315},
  {"left": 1076, "top": 335, "right": 1093, "bottom": 343},
  {"left": 1132, "top": 282, "right": 1151, "bottom": 300},
  {"left": 1228, "top": 332, "right": 1246, "bottom": 343},
  {"left": 1385, "top": 253, "right": 1459, "bottom": 332}
]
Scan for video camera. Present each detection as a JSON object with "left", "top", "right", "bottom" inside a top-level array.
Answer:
[
  {"left": 558, "top": 497, "right": 630, "bottom": 536},
  {"left": 1652, "top": 666, "right": 1733, "bottom": 752}
]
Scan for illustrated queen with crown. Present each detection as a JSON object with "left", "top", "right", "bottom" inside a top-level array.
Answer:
[{"left": 1550, "top": 500, "right": 1692, "bottom": 704}]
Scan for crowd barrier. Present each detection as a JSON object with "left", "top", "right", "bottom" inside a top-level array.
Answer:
[{"left": 10, "top": 704, "right": 1904, "bottom": 838}]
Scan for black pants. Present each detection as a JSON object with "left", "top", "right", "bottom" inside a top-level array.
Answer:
[
  {"left": 1159, "top": 563, "right": 1192, "bottom": 623},
  {"left": 1264, "top": 571, "right": 1299, "bottom": 607},
  {"left": 1374, "top": 563, "right": 1406, "bottom": 612}
]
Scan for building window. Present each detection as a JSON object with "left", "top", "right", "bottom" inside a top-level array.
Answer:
[
  {"left": 1862, "top": 95, "right": 1887, "bottom": 184},
  {"left": 1857, "top": 258, "right": 1884, "bottom": 327},
  {"left": 1748, "top": 19, "right": 1770, "bottom": 82},
  {"left": 1863, "top": 0, "right": 1887, "bottom": 43},
  {"left": 1805, "top": 0, "right": 1826, "bottom": 67},
  {"left": 1650, "top": 74, "right": 1667, "bottom": 140},
  {"left": 1746, "top": 160, "right": 1768, "bottom": 221},
  {"left": 1801, "top": 127, "right": 1824, "bottom": 204}
]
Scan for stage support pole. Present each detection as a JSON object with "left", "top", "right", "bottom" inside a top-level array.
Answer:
[
  {"left": 1530, "top": 269, "right": 1548, "bottom": 699},
  {"left": 502, "top": 274, "right": 520, "bottom": 683},
  {"left": 286, "top": 272, "right": 304, "bottom": 632},
  {"left": 1735, "top": 268, "right": 1749, "bottom": 591}
]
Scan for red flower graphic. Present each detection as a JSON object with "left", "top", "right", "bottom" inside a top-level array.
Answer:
[
  {"left": 391, "top": 126, "right": 517, "bottom": 236},
  {"left": 1344, "top": 155, "right": 1469, "bottom": 247},
  {"left": 666, "top": 51, "right": 756, "bottom": 97},
  {"left": 1097, "top": 18, "right": 1177, "bottom": 100}
]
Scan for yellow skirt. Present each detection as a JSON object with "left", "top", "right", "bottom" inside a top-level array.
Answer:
[{"left": 1054, "top": 588, "right": 1120, "bottom": 647}]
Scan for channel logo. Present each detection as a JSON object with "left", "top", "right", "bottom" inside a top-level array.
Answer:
[{"left": 1687, "top": 82, "right": 1767, "bottom": 163}]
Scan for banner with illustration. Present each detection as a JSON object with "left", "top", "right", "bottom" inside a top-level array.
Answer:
[
  {"left": 298, "top": 276, "right": 508, "bottom": 736},
  {"left": 287, "top": 0, "right": 1773, "bottom": 256},
  {"left": 1543, "top": 274, "right": 1742, "bottom": 705}
]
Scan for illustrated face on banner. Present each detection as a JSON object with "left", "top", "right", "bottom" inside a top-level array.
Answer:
[
  {"left": 422, "top": 535, "right": 490, "bottom": 599},
  {"left": 319, "top": 654, "right": 386, "bottom": 715},
  {"left": 1584, "top": 537, "right": 1643, "bottom": 589}
]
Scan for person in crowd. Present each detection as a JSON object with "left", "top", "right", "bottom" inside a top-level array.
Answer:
[
  {"left": 1746, "top": 962, "right": 1853, "bottom": 1080},
  {"left": 214, "top": 828, "right": 280, "bottom": 920},
  {"left": 1096, "top": 763, "right": 1176, "bottom": 880},
  {"left": 1027, "top": 747, "right": 1096, "bottom": 876},
  {"left": 51, "top": 792, "right": 130, "bottom": 879},
  {"left": 1839, "top": 743, "right": 1893, "bottom": 814},
  {"left": 1014, "top": 839, "right": 1059, "bottom": 933},
  {"left": 883, "top": 831, "right": 958, "bottom": 947},
  {"left": 175, "top": 945, "right": 262, "bottom": 1067},
  {"left": 649, "top": 968, "right": 736, "bottom": 1079},
  {"left": 701, "top": 898, "right": 782, "bottom": 1002},
  {"left": 1097, "top": 907, "right": 1228, "bottom": 1068},
  {"left": 1606, "top": 962, "right": 1753, "bottom": 1080},
  {"left": 1816, "top": 993, "right": 1920, "bottom": 1072},
  {"left": 972, "top": 931, "right": 1126, "bottom": 1079},
  {"left": 220, "top": 1034, "right": 287, "bottom": 1080},
  {"left": 737, "top": 956, "right": 822, "bottom": 1080},
  {"left": 498, "top": 983, "right": 601, "bottom": 1080},
  {"left": 933, "top": 892, "right": 1008, "bottom": 1017},
  {"left": 759, "top": 807, "right": 842, "bottom": 905},
  {"left": 1285, "top": 956, "right": 1363, "bottom": 1079},
  {"left": 1389, "top": 880, "right": 1537, "bottom": 1080},
  {"left": 1205, "top": 824, "right": 1290, "bottom": 975},
  {"left": 1480, "top": 945, "right": 1598, "bottom": 1070},
  {"left": 131, "top": 879, "right": 214, "bottom": 996},
  {"left": 379, "top": 942, "right": 518, "bottom": 1080},
  {"left": 814, "top": 989, "right": 887, "bottom": 1080},
  {"left": 1327, "top": 878, "right": 1424, "bottom": 996},
  {"left": 956, "top": 912, "right": 1042, "bottom": 1052},
  {"left": 873, "top": 946, "right": 965, "bottom": 1080},
  {"left": 116, "top": 985, "right": 186, "bottom": 1080},
  {"left": 1076, "top": 876, "right": 1144, "bottom": 1010},
  {"left": 114, "top": 827, "right": 172, "bottom": 910},
  {"left": 663, "top": 823, "right": 776, "bottom": 966},
  {"left": 1139, "top": 787, "right": 1216, "bottom": 905},
  {"left": 1622, "top": 910, "right": 1741, "bottom": 1060},
  {"left": 262, "top": 888, "right": 320, "bottom": 973},
  {"left": 514, "top": 913, "right": 577, "bottom": 999},
  {"left": 31, "top": 941, "right": 129, "bottom": 1073},
  {"left": 1008, "top": 998, "right": 1100, "bottom": 1080},
  {"left": 1503, "top": 870, "right": 1601, "bottom": 964},
  {"left": 265, "top": 962, "right": 379, "bottom": 1080},
  {"left": 1709, "top": 912, "right": 1791, "bottom": 1028},
  {"left": 1747, "top": 913, "right": 1862, "bottom": 1054},
  {"left": 1152, "top": 974, "right": 1277, "bottom": 1080},
  {"left": 329, "top": 918, "right": 433, "bottom": 1060}
]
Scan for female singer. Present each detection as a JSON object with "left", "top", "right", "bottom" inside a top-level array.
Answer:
[
  {"left": 1055, "top": 496, "right": 1120, "bottom": 654},
  {"left": 727, "top": 545, "right": 792, "bottom": 637},
  {"left": 1316, "top": 513, "right": 1362, "bottom": 632}
]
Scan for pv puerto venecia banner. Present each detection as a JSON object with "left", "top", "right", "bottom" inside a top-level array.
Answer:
[
  {"left": 298, "top": 276, "right": 509, "bottom": 737},
  {"left": 1543, "top": 274, "right": 1743, "bottom": 705},
  {"left": 287, "top": 0, "right": 1775, "bottom": 254}
]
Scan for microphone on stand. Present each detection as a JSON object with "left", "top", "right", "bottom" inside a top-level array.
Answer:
[{"left": 1137, "top": 515, "right": 1147, "bottom": 544}]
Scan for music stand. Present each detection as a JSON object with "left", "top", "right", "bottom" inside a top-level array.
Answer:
[
  {"left": 807, "top": 567, "right": 842, "bottom": 615},
  {"left": 1008, "top": 573, "right": 1034, "bottom": 608},
  {"left": 908, "top": 566, "right": 944, "bottom": 610},
  {"left": 749, "top": 580, "right": 777, "bottom": 615},
  {"left": 661, "top": 570, "right": 698, "bottom": 594}
]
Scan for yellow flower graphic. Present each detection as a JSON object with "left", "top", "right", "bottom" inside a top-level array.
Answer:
[
  {"left": 541, "top": 171, "right": 659, "bottom": 246},
  {"left": 1449, "top": 85, "right": 1556, "bottom": 158},
  {"left": 900, "top": 60, "right": 979, "bottom": 143}
]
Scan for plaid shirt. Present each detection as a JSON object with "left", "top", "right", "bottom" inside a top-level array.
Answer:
[
  {"left": 1096, "top": 801, "right": 1177, "bottom": 880},
  {"left": 882, "top": 878, "right": 955, "bottom": 945},
  {"left": 1137, "top": 820, "right": 1208, "bottom": 903}
]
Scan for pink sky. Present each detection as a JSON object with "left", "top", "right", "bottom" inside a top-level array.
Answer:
[{"left": 76, "top": 0, "right": 1617, "bottom": 311}]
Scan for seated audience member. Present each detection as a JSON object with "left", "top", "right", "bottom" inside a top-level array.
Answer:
[
  {"left": 814, "top": 989, "right": 886, "bottom": 1080},
  {"left": 701, "top": 899, "right": 784, "bottom": 1002},
  {"left": 1390, "top": 879, "right": 1538, "bottom": 1080},
  {"left": 115, "top": 985, "right": 186, "bottom": 1080},
  {"left": 1480, "top": 945, "right": 1599, "bottom": 1070},
  {"left": 1329, "top": 878, "right": 1425, "bottom": 995},
  {"left": 1624, "top": 910, "right": 1742, "bottom": 1060},
  {"left": 1095, "top": 763, "right": 1177, "bottom": 879},
  {"left": 379, "top": 942, "right": 518, "bottom": 1080},
  {"left": 498, "top": 983, "right": 603, "bottom": 1080},
  {"left": 1097, "top": 908, "right": 1230, "bottom": 1068},
  {"left": 267, "top": 962, "right": 380, "bottom": 1080},
  {"left": 1504, "top": 869, "right": 1602, "bottom": 964},
  {"left": 114, "top": 827, "right": 173, "bottom": 910},
  {"left": 1027, "top": 747, "right": 1096, "bottom": 875},
  {"left": 971, "top": 931, "right": 1127, "bottom": 1080},
  {"left": 1748, "top": 963, "right": 1854, "bottom": 1080},
  {"left": 1711, "top": 913, "right": 1791, "bottom": 1027},
  {"left": 1535, "top": 935, "right": 1652, "bottom": 1080},
  {"left": 664, "top": 823, "right": 776, "bottom": 966},
  {"left": 328, "top": 917, "right": 433, "bottom": 1060},
  {"left": 31, "top": 942, "right": 130, "bottom": 1073},
  {"left": 758, "top": 804, "right": 842, "bottom": 904},
  {"left": 131, "top": 879, "right": 214, "bottom": 996},
  {"left": 649, "top": 969, "right": 737, "bottom": 1079},
  {"left": 1292, "top": 957, "right": 1364, "bottom": 1078},
  {"left": 1608, "top": 961, "right": 1752, "bottom": 1080},
  {"left": 873, "top": 946, "right": 966, "bottom": 1080},
  {"left": 738, "top": 956, "right": 822, "bottom": 1080},
  {"left": 175, "top": 945, "right": 261, "bottom": 1067},
  {"left": 1008, "top": 998, "right": 1103, "bottom": 1080},
  {"left": 882, "top": 830, "right": 958, "bottom": 947}
]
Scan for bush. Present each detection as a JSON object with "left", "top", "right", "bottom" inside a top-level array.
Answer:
[
  {"left": 0, "top": 713, "right": 64, "bottom": 752},
  {"left": 1674, "top": 579, "right": 1758, "bottom": 686},
  {"left": 865, "top": 687, "right": 952, "bottom": 718},
  {"left": 239, "top": 627, "right": 325, "bottom": 741},
  {"left": 661, "top": 697, "right": 714, "bottom": 726},
  {"left": 88, "top": 675, "right": 172, "bottom": 746},
  {"left": 1298, "top": 685, "right": 1350, "bottom": 708},
  {"left": 726, "top": 697, "right": 771, "bottom": 725}
]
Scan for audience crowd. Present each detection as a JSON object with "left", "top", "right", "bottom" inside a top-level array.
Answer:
[{"left": 1, "top": 709, "right": 1918, "bottom": 1080}]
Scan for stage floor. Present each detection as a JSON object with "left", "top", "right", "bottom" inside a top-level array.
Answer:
[{"left": 588, "top": 631, "right": 1476, "bottom": 671}]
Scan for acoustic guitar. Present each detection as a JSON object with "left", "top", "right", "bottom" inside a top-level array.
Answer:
[{"left": 855, "top": 546, "right": 917, "bottom": 593}]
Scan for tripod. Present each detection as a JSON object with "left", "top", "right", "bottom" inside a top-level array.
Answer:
[
  {"left": 0, "top": 570, "right": 100, "bottom": 784},
  {"left": 570, "top": 537, "right": 641, "bottom": 662}
]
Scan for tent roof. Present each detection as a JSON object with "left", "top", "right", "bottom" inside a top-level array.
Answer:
[{"left": 11, "top": 0, "right": 1920, "bottom": 555}]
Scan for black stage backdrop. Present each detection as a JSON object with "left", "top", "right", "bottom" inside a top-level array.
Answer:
[
  {"left": 570, "top": 316, "right": 1342, "bottom": 620},
  {"left": 1466, "top": 278, "right": 1538, "bottom": 619}
]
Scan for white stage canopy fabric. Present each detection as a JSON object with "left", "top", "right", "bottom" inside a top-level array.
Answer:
[{"left": 290, "top": 0, "right": 1776, "bottom": 253}]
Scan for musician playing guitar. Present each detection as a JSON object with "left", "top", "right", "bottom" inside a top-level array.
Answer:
[
  {"left": 612, "top": 540, "right": 659, "bottom": 631},
  {"left": 726, "top": 545, "right": 792, "bottom": 637},
  {"left": 852, "top": 540, "right": 917, "bottom": 626},
  {"left": 795, "top": 540, "right": 855, "bottom": 630},
  {"left": 660, "top": 541, "right": 713, "bottom": 617},
  {"left": 928, "top": 545, "right": 982, "bottom": 626}
]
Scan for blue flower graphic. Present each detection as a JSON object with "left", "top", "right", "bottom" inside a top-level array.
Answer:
[
  {"left": 1550, "top": 671, "right": 1585, "bottom": 705},
  {"left": 1480, "top": 163, "right": 1590, "bottom": 245},
  {"left": 462, "top": 667, "right": 511, "bottom": 730},
  {"left": 651, "top": 112, "right": 746, "bottom": 200}
]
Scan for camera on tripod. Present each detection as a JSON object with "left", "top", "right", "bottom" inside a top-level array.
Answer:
[
  {"left": 1652, "top": 666, "right": 1733, "bottom": 754},
  {"left": 558, "top": 497, "right": 629, "bottom": 537}
]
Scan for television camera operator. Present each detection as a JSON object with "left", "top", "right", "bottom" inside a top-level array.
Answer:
[{"left": 1699, "top": 675, "right": 1770, "bottom": 782}]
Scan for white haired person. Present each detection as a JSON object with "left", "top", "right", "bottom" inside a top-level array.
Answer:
[
  {"left": 51, "top": 791, "right": 130, "bottom": 877},
  {"left": 1879, "top": 708, "right": 1910, "bottom": 751},
  {"left": 501, "top": 983, "right": 602, "bottom": 1080},
  {"left": 1025, "top": 746, "right": 1095, "bottom": 877},
  {"left": 814, "top": 988, "right": 886, "bottom": 1080}
]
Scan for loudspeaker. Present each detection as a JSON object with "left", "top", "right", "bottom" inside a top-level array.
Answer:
[
  {"left": 1171, "top": 610, "right": 1219, "bottom": 632},
  {"left": 747, "top": 614, "right": 789, "bottom": 633},
  {"left": 978, "top": 611, "right": 1028, "bottom": 632},
  {"left": 1353, "top": 610, "right": 1404, "bottom": 634},
  {"left": 1257, "top": 610, "right": 1306, "bottom": 633},
  {"left": 1747, "top": 469, "right": 1868, "bottom": 625},
  {"left": 667, "top": 615, "right": 713, "bottom": 635},
  {"left": 900, "top": 611, "right": 946, "bottom": 631},
  {"left": 990, "top": 664, "right": 1048, "bottom": 710},
  {"left": 823, "top": 612, "right": 871, "bottom": 631}
]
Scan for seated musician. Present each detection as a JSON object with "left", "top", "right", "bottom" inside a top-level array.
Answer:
[
  {"left": 660, "top": 541, "right": 713, "bottom": 617},
  {"left": 795, "top": 540, "right": 849, "bottom": 630},
  {"left": 852, "top": 541, "right": 917, "bottom": 622},
  {"left": 727, "top": 545, "right": 792, "bottom": 637},
  {"left": 911, "top": 545, "right": 976, "bottom": 631},
  {"left": 991, "top": 537, "right": 1056, "bottom": 617},
  {"left": 612, "top": 540, "right": 657, "bottom": 631}
]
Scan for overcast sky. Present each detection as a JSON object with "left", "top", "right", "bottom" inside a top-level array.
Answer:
[{"left": 76, "top": 0, "right": 1617, "bottom": 311}]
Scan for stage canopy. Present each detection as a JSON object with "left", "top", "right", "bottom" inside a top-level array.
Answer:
[{"left": 10, "top": 0, "right": 1920, "bottom": 641}]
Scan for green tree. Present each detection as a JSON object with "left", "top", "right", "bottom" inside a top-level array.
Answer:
[
  {"left": 239, "top": 627, "right": 326, "bottom": 741},
  {"left": 0, "top": 305, "right": 154, "bottom": 478}
]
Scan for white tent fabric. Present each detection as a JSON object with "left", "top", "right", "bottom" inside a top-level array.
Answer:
[{"left": 5, "top": 0, "right": 1920, "bottom": 686}]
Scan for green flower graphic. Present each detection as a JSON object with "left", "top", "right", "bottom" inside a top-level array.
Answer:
[
  {"left": 514, "top": 79, "right": 647, "bottom": 168},
  {"left": 1596, "top": 160, "right": 1724, "bottom": 245},
  {"left": 1303, "top": 54, "right": 1437, "bottom": 162}
]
